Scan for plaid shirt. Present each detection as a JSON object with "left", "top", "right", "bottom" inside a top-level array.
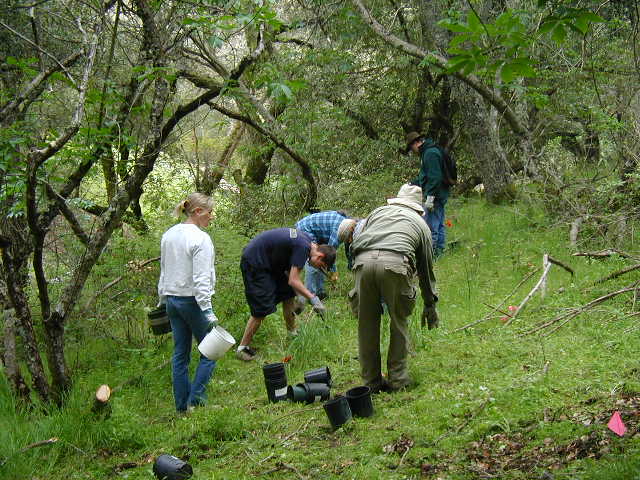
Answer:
[
  {"left": 296, "top": 211, "right": 347, "bottom": 272},
  {"left": 295, "top": 211, "right": 346, "bottom": 247}
]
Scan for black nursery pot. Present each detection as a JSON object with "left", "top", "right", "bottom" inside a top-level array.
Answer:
[
  {"left": 323, "top": 396, "right": 352, "bottom": 430},
  {"left": 263, "top": 362, "right": 288, "bottom": 403},
  {"left": 345, "top": 385, "right": 374, "bottom": 418},
  {"left": 287, "top": 382, "right": 331, "bottom": 404},
  {"left": 148, "top": 306, "right": 171, "bottom": 335},
  {"left": 152, "top": 454, "right": 192, "bottom": 480},
  {"left": 303, "top": 366, "right": 332, "bottom": 387}
]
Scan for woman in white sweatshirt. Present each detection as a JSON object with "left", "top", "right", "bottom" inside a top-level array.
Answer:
[{"left": 158, "top": 193, "right": 217, "bottom": 412}]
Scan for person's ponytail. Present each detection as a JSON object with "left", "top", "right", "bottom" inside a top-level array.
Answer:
[{"left": 172, "top": 193, "right": 213, "bottom": 219}]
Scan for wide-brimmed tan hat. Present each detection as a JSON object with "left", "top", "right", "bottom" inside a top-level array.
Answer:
[
  {"left": 404, "top": 131, "right": 423, "bottom": 153},
  {"left": 387, "top": 184, "right": 424, "bottom": 214},
  {"left": 337, "top": 218, "right": 357, "bottom": 243}
]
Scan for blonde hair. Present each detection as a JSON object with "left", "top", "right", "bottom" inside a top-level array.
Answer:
[{"left": 173, "top": 193, "right": 214, "bottom": 218}]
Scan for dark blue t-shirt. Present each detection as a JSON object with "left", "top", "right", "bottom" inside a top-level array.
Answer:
[{"left": 242, "top": 228, "right": 312, "bottom": 273}]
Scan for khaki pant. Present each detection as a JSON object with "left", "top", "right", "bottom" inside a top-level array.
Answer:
[{"left": 348, "top": 250, "right": 416, "bottom": 390}]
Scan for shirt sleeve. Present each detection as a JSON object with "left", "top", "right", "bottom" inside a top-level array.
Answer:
[
  {"left": 416, "top": 222, "right": 438, "bottom": 306},
  {"left": 192, "top": 233, "right": 214, "bottom": 311},
  {"left": 290, "top": 240, "right": 310, "bottom": 269}
]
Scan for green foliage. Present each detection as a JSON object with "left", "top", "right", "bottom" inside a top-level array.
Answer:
[
  {"left": 4, "top": 195, "right": 640, "bottom": 479},
  {"left": 437, "top": 4, "right": 603, "bottom": 83}
]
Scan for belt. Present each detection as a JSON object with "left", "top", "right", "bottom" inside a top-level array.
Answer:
[{"left": 356, "top": 249, "right": 407, "bottom": 261}]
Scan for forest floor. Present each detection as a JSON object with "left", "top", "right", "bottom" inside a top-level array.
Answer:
[{"left": 3, "top": 197, "right": 640, "bottom": 479}]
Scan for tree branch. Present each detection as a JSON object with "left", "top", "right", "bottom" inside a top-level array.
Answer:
[
  {"left": 208, "top": 102, "right": 317, "bottom": 209},
  {"left": 350, "top": 0, "right": 527, "bottom": 137},
  {"left": 42, "top": 182, "right": 89, "bottom": 245}
]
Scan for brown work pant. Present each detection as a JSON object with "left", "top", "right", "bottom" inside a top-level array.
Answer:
[{"left": 348, "top": 250, "right": 416, "bottom": 390}]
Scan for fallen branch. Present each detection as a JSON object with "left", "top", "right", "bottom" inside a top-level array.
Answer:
[
  {"left": 82, "top": 256, "right": 160, "bottom": 312},
  {"left": 0, "top": 437, "right": 59, "bottom": 467},
  {"left": 505, "top": 254, "right": 573, "bottom": 326},
  {"left": 504, "top": 255, "right": 552, "bottom": 326},
  {"left": 572, "top": 249, "right": 639, "bottom": 260},
  {"left": 594, "top": 263, "right": 640, "bottom": 285},
  {"left": 547, "top": 255, "right": 574, "bottom": 276},
  {"left": 520, "top": 283, "right": 639, "bottom": 336},
  {"left": 453, "top": 268, "right": 539, "bottom": 332}
]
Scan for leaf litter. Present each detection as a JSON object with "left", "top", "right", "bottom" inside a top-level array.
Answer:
[{"left": 418, "top": 394, "right": 640, "bottom": 478}]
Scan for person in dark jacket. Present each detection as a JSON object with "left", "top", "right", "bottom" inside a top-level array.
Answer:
[
  {"left": 406, "top": 131, "right": 450, "bottom": 258},
  {"left": 236, "top": 228, "right": 336, "bottom": 361}
]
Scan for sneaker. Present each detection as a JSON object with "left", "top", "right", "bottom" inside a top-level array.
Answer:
[{"left": 236, "top": 346, "right": 257, "bottom": 361}]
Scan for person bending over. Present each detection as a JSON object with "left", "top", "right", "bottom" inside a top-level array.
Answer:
[{"left": 236, "top": 227, "right": 336, "bottom": 361}]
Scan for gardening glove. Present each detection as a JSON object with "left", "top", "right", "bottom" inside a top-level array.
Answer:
[
  {"left": 424, "top": 196, "right": 435, "bottom": 211},
  {"left": 328, "top": 272, "right": 339, "bottom": 283},
  {"left": 203, "top": 309, "right": 219, "bottom": 328},
  {"left": 310, "top": 295, "right": 326, "bottom": 319},
  {"left": 422, "top": 305, "right": 439, "bottom": 330}
]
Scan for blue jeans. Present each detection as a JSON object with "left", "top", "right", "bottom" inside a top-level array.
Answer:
[
  {"left": 304, "top": 262, "right": 326, "bottom": 297},
  {"left": 424, "top": 200, "right": 446, "bottom": 255},
  {"left": 166, "top": 296, "right": 217, "bottom": 412}
]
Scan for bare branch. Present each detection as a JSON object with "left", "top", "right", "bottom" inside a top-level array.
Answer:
[
  {"left": 350, "top": 0, "right": 528, "bottom": 137},
  {"left": 0, "top": 50, "right": 82, "bottom": 123},
  {"left": 0, "top": 20, "right": 77, "bottom": 86},
  {"left": 208, "top": 102, "right": 317, "bottom": 209},
  {"left": 594, "top": 263, "right": 640, "bottom": 285},
  {"left": 42, "top": 182, "right": 89, "bottom": 245}
]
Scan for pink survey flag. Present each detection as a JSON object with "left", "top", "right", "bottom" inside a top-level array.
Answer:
[{"left": 607, "top": 411, "right": 626, "bottom": 437}]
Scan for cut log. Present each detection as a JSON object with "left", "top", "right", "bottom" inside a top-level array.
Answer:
[{"left": 92, "top": 384, "right": 112, "bottom": 417}]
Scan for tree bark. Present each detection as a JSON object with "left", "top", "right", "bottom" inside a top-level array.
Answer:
[
  {"left": 0, "top": 240, "right": 51, "bottom": 403},
  {"left": 460, "top": 87, "right": 513, "bottom": 202},
  {"left": 202, "top": 121, "right": 245, "bottom": 195},
  {"left": 1, "top": 307, "right": 31, "bottom": 405}
]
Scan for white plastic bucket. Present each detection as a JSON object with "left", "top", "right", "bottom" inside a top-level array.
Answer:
[{"left": 198, "top": 326, "right": 236, "bottom": 360}]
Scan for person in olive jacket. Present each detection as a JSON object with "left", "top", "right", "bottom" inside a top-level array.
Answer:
[{"left": 406, "top": 131, "right": 450, "bottom": 258}]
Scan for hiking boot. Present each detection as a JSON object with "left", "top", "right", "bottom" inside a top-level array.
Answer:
[
  {"left": 236, "top": 346, "right": 257, "bottom": 361},
  {"left": 368, "top": 380, "right": 391, "bottom": 394}
]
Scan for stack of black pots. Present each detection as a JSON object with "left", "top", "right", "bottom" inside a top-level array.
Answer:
[
  {"left": 286, "top": 366, "right": 332, "bottom": 404},
  {"left": 261, "top": 363, "right": 375, "bottom": 431},
  {"left": 262, "top": 362, "right": 289, "bottom": 403}
]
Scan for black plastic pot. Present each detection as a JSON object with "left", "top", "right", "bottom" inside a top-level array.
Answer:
[
  {"left": 323, "top": 395, "right": 352, "bottom": 430},
  {"left": 152, "top": 454, "right": 192, "bottom": 480},
  {"left": 287, "top": 382, "right": 331, "bottom": 404},
  {"left": 345, "top": 385, "right": 374, "bottom": 418},
  {"left": 148, "top": 305, "right": 171, "bottom": 335},
  {"left": 303, "top": 366, "right": 332, "bottom": 387},
  {"left": 263, "top": 362, "right": 288, "bottom": 403}
]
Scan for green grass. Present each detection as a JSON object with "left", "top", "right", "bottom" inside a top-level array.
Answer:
[{"left": 3, "top": 197, "right": 640, "bottom": 479}]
